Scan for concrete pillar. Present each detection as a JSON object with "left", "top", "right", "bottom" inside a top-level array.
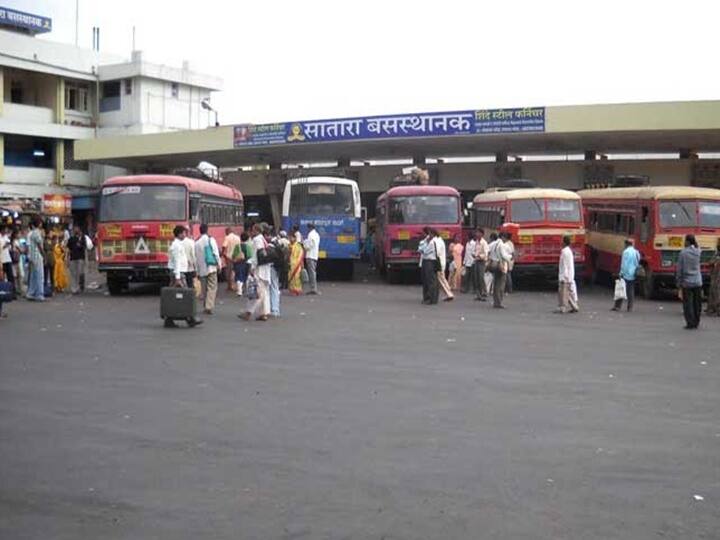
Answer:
[
  {"left": 584, "top": 150, "right": 597, "bottom": 160},
  {"left": 0, "top": 67, "right": 4, "bottom": 116},
  {"left": 495, "top": 152, "right": 508, "bottom": 162},
  {"left": 679, "top": 149, "right": 698, "bottom": 160},
  {"left": 413, "top": 156, "right": 426, "bottom": 166},
  {"left": 337, "top": 157, "right": 350, "bottom": 168},
  {"left": 55, "top": 77, "right": 65, "bottom": 124},
  {"left": 0, "top": 134, "right": 4, "bottom": 183},
  {"left": 55, "top": 140, "right": 64, "bottom": 186},
  {"left": 265, "top": 163, "right": 284, "bottom": 229}
]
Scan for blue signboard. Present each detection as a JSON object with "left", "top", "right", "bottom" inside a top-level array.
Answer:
[
  {"left": 0, "top": 6, "right": 52, "bottom": 34},
  {"left": 233, "top": 107, "right": 544, "bottom": 148}
]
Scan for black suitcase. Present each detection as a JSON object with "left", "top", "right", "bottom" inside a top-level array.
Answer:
[{"left": 160, "top": 287, "right": 196, "bottom": 320}]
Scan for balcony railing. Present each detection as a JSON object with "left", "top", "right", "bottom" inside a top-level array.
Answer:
[{"left": 2, "top": 102, "right": 54, "bottom": 124}]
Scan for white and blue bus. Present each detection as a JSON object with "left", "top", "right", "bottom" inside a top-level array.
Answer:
[{"left": 281, "top": 176, "right": 362, "bottom": 278}]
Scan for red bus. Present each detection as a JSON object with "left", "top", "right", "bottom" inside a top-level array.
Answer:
[
  {"left": 374, "top": 185, "right": 463, "bottom": 281},
  {"left": 97, "top": 174, "right": 243, "bottom": 295},
  {"left": 578, "top": 186, "right": 720, "bottom": 297},
  {"left": 471, "top": 188, "right": 586, "bottom": 278}
]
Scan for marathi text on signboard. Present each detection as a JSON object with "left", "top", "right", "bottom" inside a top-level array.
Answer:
[
  {"left": 42, "top": 194, "right": 72, "bottom": 216},
  {"left": 0, "top": 6, "right": 52, "bottom": 34},
  {"left": 233, "top": 107, "right": 545, "bottom": 148}
]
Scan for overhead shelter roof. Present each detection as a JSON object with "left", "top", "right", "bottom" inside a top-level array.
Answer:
[{"left": 76, "top": 100, "right": 720, "bottom": 169}]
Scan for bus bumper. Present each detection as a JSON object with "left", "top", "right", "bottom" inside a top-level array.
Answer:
[{"left": 99, "top": 264, "right": 170, "bottom": 282}]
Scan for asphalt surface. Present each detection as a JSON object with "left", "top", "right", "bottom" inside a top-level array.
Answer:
[{"left": 0, "top": 270, "right": 719, "bottom": 539}]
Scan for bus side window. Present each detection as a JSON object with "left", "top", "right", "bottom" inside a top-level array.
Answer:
[
  {"left": 189, "top": 197, "right": 200, "bottom": 222},
  {"left": 640, "top": 207, "right": 650, "bottom": 243}
]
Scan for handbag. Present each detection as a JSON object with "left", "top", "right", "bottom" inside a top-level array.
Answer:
[
  {"left": 204, "top": 242, "right": 218, "bottom": 266},
  {"left": 614, "top": 278, "right": 627, "bottom": 301},
  {"left": 635, "top": 265, "right": 646, "bottom": 279},
  {"left": 245, "top": 275, "right": 259, "bottom": 300},
  {"left": 0, "top": 281, "right": 14, "bottom": 302}
]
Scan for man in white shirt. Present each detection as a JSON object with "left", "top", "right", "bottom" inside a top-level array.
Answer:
[
  {"left": 462, "top": 232, "right": 477, "bottom": 294},
  {"left": 194, "top": 223, "right": 221, "bottom": 315},
  {"left": 303, "top": 223, "right": 320, "bottom": 295},
  {"left": 166, "top": 225, "right": 202, "bottom": 328},
  {"left": 0, "top": 226, "right": 14, "bottom": 294},
  {"left": 418, "top": 227, "right": 439, "bottom": 304},
  {"left": 182, "top": 227, "right": 197, "bottom": 289},
  {"left": 474, "top": 228, "right": 489, "bottom": 301},
  {"left": 556, "top": 235, "right": 579, "bottom": 313},
  {"left": 432, "top": 229, "right": 454, "bottom": 301},
  {"left": 488, "top": 232, "right": 512, "bottom": 308}
]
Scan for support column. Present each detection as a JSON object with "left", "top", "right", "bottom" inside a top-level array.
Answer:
[
  {"left": 265, "top": 163, "right": 284, "bottom": 229},
  {"left": 0, "top": 134, "right": 4, "bottom": 184},
  {"left": 412, "top": 155, "right": 426, "bottom": 166},
  {"left": 55, "top": 77, "right": 65, "bottom": 124},
  {"left": 584, "top": 150, "right": 597, "bottom": 161},
  {"left": 495, "top": 152, "right": 508, "bottom": 162},
  {"left": 55, "top": 140, "right": 65, "bottom": 186}
]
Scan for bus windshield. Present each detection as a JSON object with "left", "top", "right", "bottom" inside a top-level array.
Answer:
[
  {"left": 660, "top": 200, "right": 720, "bottom": 228},
  {"left": 99, "top": 185, "right": 187, "bottom": 221},
  {"left": 511, "top": 199, "right": 580, "bottom": 223},
  {"left": 388, "top": 196, "right": 459, "bottom": 224},
  {"left": 288, "top": 183, "right": 354, "bottom": 216}
]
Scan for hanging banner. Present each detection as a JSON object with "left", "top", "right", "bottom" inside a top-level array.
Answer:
[{"left": 233, "top": 107, "right": 545, "bottom": 147}]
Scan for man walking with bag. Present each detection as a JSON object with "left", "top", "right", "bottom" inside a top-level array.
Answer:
[
  {"left": 194, "top": 224, "right": 220, "bottom": 315},
  {"left": 611, "top": 238, "right": 641, "bottom": 312}
]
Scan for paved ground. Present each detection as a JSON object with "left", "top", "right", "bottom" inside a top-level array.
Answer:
[{"left": 0, "top": 270, "right": 719, "bottom": 539}]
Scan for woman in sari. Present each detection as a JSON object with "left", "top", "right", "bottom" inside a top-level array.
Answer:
[
  {"left": 449, "top": 236, "right": 464, "bottom": 291},
  {"left": 53, "top": 237, "right": 69, "bottom": 292},
  {"left": 287, "top": 235, "right": 304, "bottom": 296},
  {"left": 706, "top": 238, "right": 720, "bottom": 316}
]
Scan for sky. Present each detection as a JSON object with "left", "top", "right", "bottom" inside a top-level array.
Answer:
[{"left": 6, "top": 0, "right": 720, "bottom": 125}]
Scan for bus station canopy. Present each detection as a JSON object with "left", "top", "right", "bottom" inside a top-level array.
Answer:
[{"left": 76, "top": 100, "right": 720, "bottom": 170}]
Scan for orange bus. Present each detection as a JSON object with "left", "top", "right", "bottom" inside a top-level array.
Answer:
[
  {"left": 578, "top": 186, "right": 720, "bottom": 297},
  {"left": 471, "top": 188, "right": 586, "bottom": 278},
  {"left": 97, "top": 174, "right": 243, "bottom": 294}
]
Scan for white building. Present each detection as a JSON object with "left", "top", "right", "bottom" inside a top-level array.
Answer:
[{"left": 0, "top": 5, "right": 221, "bottom": 215}]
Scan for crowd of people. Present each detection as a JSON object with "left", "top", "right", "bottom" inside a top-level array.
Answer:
[
  {"left": 3, "top": 220, "right": 720, "bottom": 331},
  {"left": 417, "top": 227, "right": 720, "bottom": 329},
  {"left": 0, "top": 219, "right": 94, "bottom": 319},
  {"left": 166, "top": 222, "right": 321, "bottom": 327}
]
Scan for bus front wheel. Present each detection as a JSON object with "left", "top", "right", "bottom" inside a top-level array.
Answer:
[{"left": 107, "top": 273, "right": 127, "bottom": 296}]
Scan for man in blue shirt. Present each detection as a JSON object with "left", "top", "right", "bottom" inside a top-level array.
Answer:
[{"left": 612, "top": 238, "right": 641, "bottom": 312}]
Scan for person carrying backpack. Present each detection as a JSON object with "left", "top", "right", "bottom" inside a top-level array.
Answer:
[{"left": 194, "top": 223, "right": 220, "bottom": 315}]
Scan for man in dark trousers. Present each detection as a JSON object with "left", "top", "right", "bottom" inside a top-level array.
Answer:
[
  {"left": 676, "top": 234, "right": 703, "bottom": 329},
  {"left": 66, "top": 225, "right": 90, "bottom": 294}
]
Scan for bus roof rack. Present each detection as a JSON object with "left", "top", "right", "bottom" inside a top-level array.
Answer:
[
  {"left": 485, "top": 178, "right": 538, "bottom": 192},
  {"left": 172, "top": 166, "right": 223, "bottom": 183},
  {"left": 390, "top": 167, "right": 432, "bottom": 187}
]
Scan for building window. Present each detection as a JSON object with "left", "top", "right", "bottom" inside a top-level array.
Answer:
[
  {"left": 100, "top": 81, "right": 121, "bottom": 112},
  {"left": 10, "top": 80, "right": 23, "bottom": 103},
  {"left": 65, "top": 83, "right": 90, "bottom": 113},
  {"left": 124, "top": 78, "right": 132, "bottom": 95},
  {"left": 171, "top": 82, "right": 179, "bottom": 99}
]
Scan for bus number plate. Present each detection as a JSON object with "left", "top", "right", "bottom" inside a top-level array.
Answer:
[
  {"left": 669, "top": 236, "right": 683, "bottom": 248},
  {"left": 519, "top": 235, "right": 533, "bottom": 244},
  {"left": 319, "top": 250, "right": 327, "bottom": 259},
  {"left": 337, "top": 235, "right": 356, "bottom": 244},
  {"left": 397, "top": 231, "right": 410, "bottom": 240}
]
